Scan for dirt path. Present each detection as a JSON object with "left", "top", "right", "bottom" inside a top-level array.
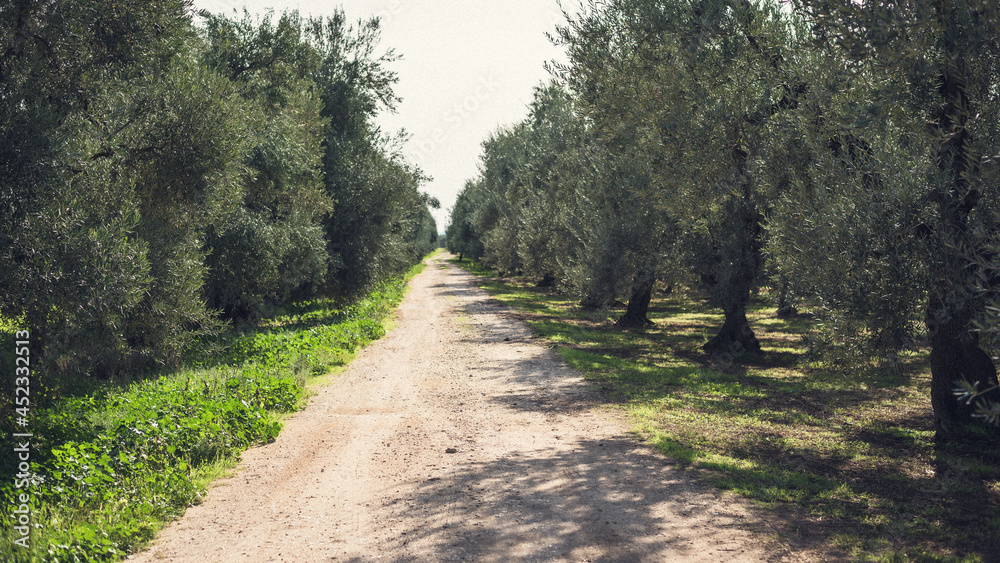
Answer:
[{"left": 128, "top": 253, "right": 800, "bottom": 562}]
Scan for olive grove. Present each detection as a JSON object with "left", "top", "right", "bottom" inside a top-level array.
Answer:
[
  {"left": 0, "top": 2, "right": 438, "bottom": 380},
  {"left": 448, "top": 0, "right": 1000, "bottom": 438}
]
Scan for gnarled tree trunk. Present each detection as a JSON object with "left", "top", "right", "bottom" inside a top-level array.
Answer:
[
  {"left": 703, "top": 137, "right": 763, "bottom": 356},
  {"left": 705, "top": 304, "right": 760, "bottom": 356},
  {"left": 926, "top": 46, "right": 999, "bottom": 439},
  {"left": 927, "top": 295, "right": 999, "bottom": 437},
  {"left": 616, "top": 269, "right": 655, "bottom": 328}
]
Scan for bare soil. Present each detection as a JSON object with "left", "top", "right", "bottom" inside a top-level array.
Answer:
[{"left": 128, "top": 253, "right": 805, "bottom": 562}]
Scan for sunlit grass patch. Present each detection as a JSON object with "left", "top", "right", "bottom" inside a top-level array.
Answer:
[
  {"left": 0, "top": 260, "right": 426, "bottom": 562},
  {"left": 455, "top": 260, "right": 1000, "bottom": 561}
]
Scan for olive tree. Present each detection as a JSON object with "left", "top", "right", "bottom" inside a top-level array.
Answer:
[
  {"left": 557, "top": 0, "right": 807, "bottom": 345},
  {"left": 0, "top": 0, "right": 240, "bottom": 376},
  {"left": 446, "top": 180, "right": 487, "bottom": 262},
  {"left": 199, "top": 10, "right": 331, "bottom": 320},
  {"left": 765, "top": 49, "right": 928, "bottom": 372},
  {"left": 792, "top": 0, "right": 1000, "bottom": 436},
  {"left": 302, "top": 11, "right": 435, "bottom": 295}
]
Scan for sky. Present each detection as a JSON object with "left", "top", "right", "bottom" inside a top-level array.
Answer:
[{"left": 190, "top": 0, "right": 574, "bottom": 233}]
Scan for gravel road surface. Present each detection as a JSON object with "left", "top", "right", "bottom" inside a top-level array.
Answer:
[{"left": 128, "top": 253, "right": 803, "bottom": 562}]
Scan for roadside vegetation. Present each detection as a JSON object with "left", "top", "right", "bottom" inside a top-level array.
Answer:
[
  {"left": 2, "top": 3, "right": 437, "bottom": 560},
  {"left": 0, "top": 260, "right": 426, "bottom": 562},
  {"left": 455, "top": 258, "right": 1000, "bottom": 561},
  {"left": 1, "top": 3, "right": 438, "bottom": 381}
]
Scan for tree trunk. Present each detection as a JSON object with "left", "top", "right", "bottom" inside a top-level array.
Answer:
[
  {"left": 704, "top": 304, "right": 761, "bottom": 356},
  {"left": 616, "top": 272, "right": 655, "bottom": 328},
  {"left": 925, "top": 36, "right": 999, "bottom": 440},
  {"left": 776, "top": 276, "right": 797, "bottom": 318},
  {"left": 702, "top": 136, "right": 763, "bottom": 356},
  {"left": 927, "top": 295, "right": 999, "bottom": 437}
]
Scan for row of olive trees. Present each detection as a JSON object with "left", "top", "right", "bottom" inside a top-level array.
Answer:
[
  {"left": 0, "top": 2, "right": 437, "bottom": 380},
  {"left": 448, "top": 0, "right": 1000, "bottom": 439}
]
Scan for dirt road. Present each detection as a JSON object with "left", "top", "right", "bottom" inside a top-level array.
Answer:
[{"left": 128, "top": 253, "right": 796, "bottom": 562}]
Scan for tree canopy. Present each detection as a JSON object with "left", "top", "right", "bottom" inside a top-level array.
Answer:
[
  {"left": 0, "top": 3, "right": 438, "bottom": 381},
  {"left": 448, "top": 0, "right": 1000, "bottom": 439}
]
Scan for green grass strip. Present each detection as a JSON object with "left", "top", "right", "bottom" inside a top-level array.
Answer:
[
  {"left": 453, "top": 258, "right": 999, "bottom": 563},
  {"left": 0, "top": 258, "right": 428, "bottom": 562}
]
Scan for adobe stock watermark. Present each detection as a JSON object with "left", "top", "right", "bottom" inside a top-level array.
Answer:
[
  {"left": 372, "top": 0, "right": 405, "bottom": 26},
  {"left": 410, "top": 74, "right": 502, "bottom": 165},
  {"left": 11, "top": 330, "right": 32, "bottom": 551}
]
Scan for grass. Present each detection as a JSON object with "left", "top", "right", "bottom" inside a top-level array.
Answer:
[
  {"left": 453, "top": 258, "right": 1000, "bottom": 562},
  {"left": 0, "top": 257, "right": 429, "bottom": 562}
]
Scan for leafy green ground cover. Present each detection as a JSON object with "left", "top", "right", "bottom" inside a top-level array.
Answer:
[
  {"left": 454, "top": 258, "right": 1000, "bottom": 562},
  {"left": 0, "top": 259, "right": 427, "bottom": 562}
]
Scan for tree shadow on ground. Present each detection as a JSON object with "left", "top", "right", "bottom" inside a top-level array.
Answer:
[
  {"left": 474, "top": 355, "right": 997, "bottom": 561},
  {"left": 375, "top": 347, "right": 829, "bottom": 561},
  {"left": 438, "top": 264, "right": 1000, "bottom": 559},
  {"left": 345, "top": 435, "right": 785, "bottom": 562}
]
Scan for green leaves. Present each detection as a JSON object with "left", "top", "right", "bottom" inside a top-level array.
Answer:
[
  {"left": 3, "top": 4, "right": 437, "bottom": 381},
  {"left": 1, "top": 2, "right": 236, "bottom": 378},
  {"left": 0, "top": 350, "right": 299, "bottom": 559},
  {"left": 0, "top": 271, "right": 412, "bottom": 559}
]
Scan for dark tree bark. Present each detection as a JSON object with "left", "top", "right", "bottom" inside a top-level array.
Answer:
[
  {"left": 705, "top": 304, "right": 761, "bottom": 356},
  {"left": 702, "top": 137, "right": 763, "bottom": 356},
  {"left": 616, "top": 270, "right": 655, "bottom": 328},
  {"left": 927, "top": 294, "right": 999, "bottom": 437},
  {"left": 776, "top": 276, "right": 797, "bottom": 318}
]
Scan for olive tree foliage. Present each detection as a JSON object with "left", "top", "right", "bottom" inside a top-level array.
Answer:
[
  {"left": 298, "top": 12, "right": 435, "bottom": 296},
  {"left": 447, "top": 82, "right": 601, "bottom": 298},
  {"left": 199, "top": 10, "right": 331, "bottom": 320},
  {"left": 0, "top": 0, "right": 244, "bottom": 377},
  {"left": 407, "top": 192, "right": 440, "bottom": 263},
  {"left": 200, "top": 9, "right": 437, "bottom": 304},
  {"left": 470, "top": 123, "right": 531, "bottom": 277},
  {"left": 551, "top": 6, "right": 688, "bottom": 324},
  {"left": 446, "top": 180, "right": 487, "bottom": 262},
  {"left": 0, "top": 3, "right": 438, "bottom": 380},
  {"left": 511, "top": 83, "right": 588, "bottom": 288},
  {"left": 765, "top": 52, "right": 928, "bottom": 372},
  {"left": 119, "top": 61, "right": 249, "bottom": 370},
  {"left": 555, "top": 0, "right": 807, "bottom": 344},
  {"left": 550, "top": 126, "right": 682, "bottom": 326},
  {"left": 783, "top": 0, "right": 1000, "bottom": 436},
  {"left": 448, "top": 135, "right": 573, "bottom": 280},
  {"left": 323, "top": 132, "right": 434, "bottom": 296}
]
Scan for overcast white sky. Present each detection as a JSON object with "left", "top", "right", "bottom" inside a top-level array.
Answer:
[{"left": 190, "top": 0, "right": 572, "bottom": 232}]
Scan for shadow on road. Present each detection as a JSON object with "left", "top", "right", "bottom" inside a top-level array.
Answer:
[
  {"left": 346, "top": 436, "right": 761, "bottom": 562},
  {"left": 332, "top": 260, "right": 788, "bottom": 562}
]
